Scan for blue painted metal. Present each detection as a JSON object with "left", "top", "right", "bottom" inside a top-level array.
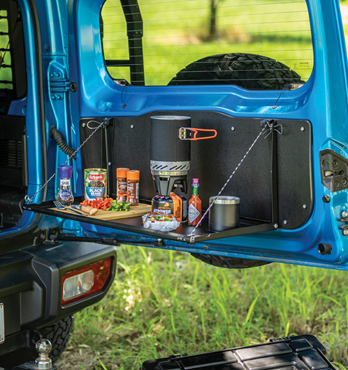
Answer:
[
  {"left": 1, "top": 0, "right": 46, "bottom": 236},
  {"left": 5, "top": 0, "right": 348, "bottom": 270},
  {"left": 65, "top": 0, "right": 348, "bottom": 270}
]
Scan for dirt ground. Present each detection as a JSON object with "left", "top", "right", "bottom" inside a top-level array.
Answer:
[{"left": 55, "top": 345, "right": 121, "bottom": 370}]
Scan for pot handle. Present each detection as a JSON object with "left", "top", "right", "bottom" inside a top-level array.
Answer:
[{"left": 179, "top": 127, "right": 217, "bottom": 141}]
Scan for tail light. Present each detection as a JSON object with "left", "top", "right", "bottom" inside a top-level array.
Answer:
[{"left": 61, "top": 257, "right": 112, "bottom": 306}]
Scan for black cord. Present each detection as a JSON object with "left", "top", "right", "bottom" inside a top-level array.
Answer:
[
  {"left": 121, "top": 84, "right": 128, "bottom": 108},
  {"left": 272, "top": 85, "right": 289, "bottom": 109}
]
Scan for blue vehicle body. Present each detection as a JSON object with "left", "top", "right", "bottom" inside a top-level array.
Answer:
[
  {"left": 0, "top": 0, "right": 347, "bottom": 364},
  {"left": 3, "top": 0, "right": 348, "bottom": 271}
]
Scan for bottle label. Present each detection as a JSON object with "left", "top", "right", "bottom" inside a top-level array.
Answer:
[
  {"left": 136, "top": 182, "right": 139, "bottom": 199},
  {"left": 117, "top": 179, "right": 127, "bottom": 196},
  {"left": 188, "top": 204, "right": 200, "bottom": 224},
  {"left": 60, "top": 179, "right": 70, "bottom": 187},
  {"left": 59, "top": 189, "right": 72, "bottom": 201},
  {"left": 127, "top": 181, "right": 139, "bottom": 205},
  {"left": 192, "top": 185, "right": 199, "bottom": 195}
]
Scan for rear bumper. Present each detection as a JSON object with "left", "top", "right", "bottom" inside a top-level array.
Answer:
[{"left": 0, "top": 240, "right": 116, "bottom": 355}]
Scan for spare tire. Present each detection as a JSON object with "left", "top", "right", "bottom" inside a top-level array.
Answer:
[
  {"left": 168, "top": 52, "right": 302, "bottom": 90},
  {"left": 191, "top": 253, "right": 271, "bottom": 269},
  {"left": 171, "top": 52, "right": 282, "bottom": 268},
  {"left": 37, "top": 315, "right": 74, "bottom": 363}
]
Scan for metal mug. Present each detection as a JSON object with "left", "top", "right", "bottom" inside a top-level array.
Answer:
[{"left": 208, "top": 196, "right": 240, "bottom": 232}]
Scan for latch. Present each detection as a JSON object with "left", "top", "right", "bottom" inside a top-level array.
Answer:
[
  {"left": 33, "top": 227, "right": 60, "bottom": 245},
  {"left": 320, "top": 149, "right": 348, "bottom": 192},
  {"left": 48, "top": 61, "right": 70, "bottom": 99},
  {"left": 338, "top": 210, "right": 348, "bottom": 236}
]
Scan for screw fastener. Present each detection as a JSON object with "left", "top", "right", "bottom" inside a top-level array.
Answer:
[
  {"left": 341, "top": 211, "right": 348, "bottom": 219},
  {"left": 130, "top": 125, "right": 134, "bottom": 129},
  {"left": 343, "top": 228, "right": 348, "bottom": 237},
  {"left": 303, "top": 204, "right": 307, "bottom": 209},
  {"left": 283, "top": 220, "right": 288, "bottom": 225},
  {"left": 274, "top": 223, "right": 278, "bottom": 229},
  {"left": 323, "top": 195, "right": 331, "bottom": 203},
  {"left": 231, "top": 127, "right": 235, "bottom": 131},
  {"left": 301, "top": 127, "right": 305, "bottom": 132}
]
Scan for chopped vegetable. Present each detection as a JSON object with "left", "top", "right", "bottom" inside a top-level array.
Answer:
[
  {"left": 80, "top": 198, "right": 131, "bottom": 212},
  {"left": 107, "top": 200, "right": 132, "bottom": 212}
]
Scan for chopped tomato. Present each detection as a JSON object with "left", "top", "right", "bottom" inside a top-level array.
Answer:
[{"left": 79, "top": 197, "right": 115, "bottom": 210}]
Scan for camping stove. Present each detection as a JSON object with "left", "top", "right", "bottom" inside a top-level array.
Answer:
[{"left": 150, "top": 115, "right": 191, "bottom": 195}]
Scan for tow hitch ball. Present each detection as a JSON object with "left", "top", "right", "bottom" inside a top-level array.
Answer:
[{"left": 35, "top": 339, "right": 53, "bottom": 370}]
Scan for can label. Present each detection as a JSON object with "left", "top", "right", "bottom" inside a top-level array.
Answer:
[{"left": 84, "top": 168, "right": 107, "bottom": 200}]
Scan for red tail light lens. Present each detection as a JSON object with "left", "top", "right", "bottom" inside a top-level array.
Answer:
[{"left": 61, "top": 257, "right": 112, "bottom": 306}]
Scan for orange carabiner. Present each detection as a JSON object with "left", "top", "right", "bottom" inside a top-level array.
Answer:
[{"left": 179, "top": 127, "right": 217, "bottom": 141}]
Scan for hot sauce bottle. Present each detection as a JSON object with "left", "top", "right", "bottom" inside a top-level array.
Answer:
[{"left": 188, "top": 178, "right": 202, "bottom": 226}]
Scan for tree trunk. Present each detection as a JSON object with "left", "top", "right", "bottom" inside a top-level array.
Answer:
[{"left": 209, "top": 0, "right": 218, "bottom": 40}]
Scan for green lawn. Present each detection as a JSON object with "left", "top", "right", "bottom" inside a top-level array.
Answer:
[{"left": 59, "top": 246, "right": 348, "bottom": 370}]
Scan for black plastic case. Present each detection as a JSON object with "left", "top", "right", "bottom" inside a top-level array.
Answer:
[{"left": 142, "top": 335, "right": 334, "bottom": 370}]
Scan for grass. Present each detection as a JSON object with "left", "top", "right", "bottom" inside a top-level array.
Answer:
[
  {"left": 57, "top": 245, "right": 348, "bottom": 370},
  {"left": 0, "top": 10, "right": 13, "bottom": 89}
]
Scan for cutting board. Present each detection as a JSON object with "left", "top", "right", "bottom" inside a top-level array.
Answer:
[{"left": 50, "top": 203, "right": 152, "bottom": 220}]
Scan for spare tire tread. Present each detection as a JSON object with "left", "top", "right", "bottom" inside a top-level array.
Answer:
[
  {"left": 38, "top": 316, "right": 74, "bottom": 363},
  {"left": 191, "top": 253, "right": 271, "bottom": 269},
  {"left": 169, "top": 53, "right": 303, "bottom": 90}
]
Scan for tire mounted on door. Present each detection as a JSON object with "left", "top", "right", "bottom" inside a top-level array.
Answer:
[{"left": 169, "top": 53, "right": 303, "bottom": 269}]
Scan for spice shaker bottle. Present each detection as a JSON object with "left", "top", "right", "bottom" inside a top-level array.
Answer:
[
  {"left": 117, "top": 168, "right": 129, "bottom": 202},
  {"left": 127, "top": 170, "right": 140, "bottom": 205},
  {"left": 57, "top": 165, "right": 74, "bottom": 206}
]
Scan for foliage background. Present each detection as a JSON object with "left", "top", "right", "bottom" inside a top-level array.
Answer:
[
  {"left": 102, "top": 0, "right": 314, "bottom": 86},
  {"left": 57, "top": 246, "right": 348, "bottom": 370}
]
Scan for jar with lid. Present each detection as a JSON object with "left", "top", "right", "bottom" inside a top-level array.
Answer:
[
  {"left": 117, "top": 168, "right": 129, "bottom": 202},
  {"left": 127, "top": 170, "right": 140, "bottom": 206},
  {"left": 57, "top": 165, "right": 74, "bottom": 206}
]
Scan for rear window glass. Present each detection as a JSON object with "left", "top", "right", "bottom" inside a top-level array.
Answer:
[
  {"left": 101, "top": 0, "right": 313, "bottom": 90},
  {"left": 0, "top": 10, "right": 13, "bottom": 91},
  {"left": 340, "top": 2, "right": 348, "bottom": 57}
]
